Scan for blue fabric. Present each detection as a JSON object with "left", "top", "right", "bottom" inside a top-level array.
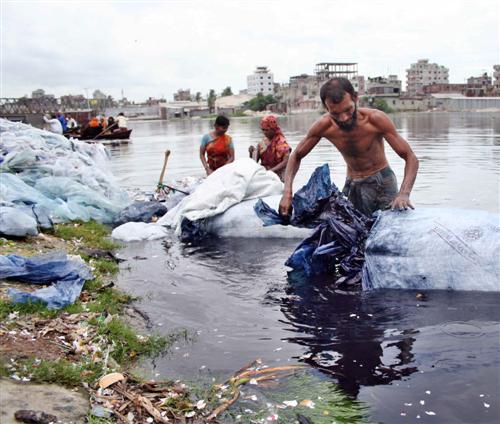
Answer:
[
  {"left": 58, "top": 116, "right": 68, "bottom": 132},
  {"left": 254, "top": 164, "right": 373, "bottom": 287},
  {"left": 114, "top": 201, "right": 168, "bottom": 226},
  {"left": 1, "top": 252, "right": 93, "bottom": 309}
]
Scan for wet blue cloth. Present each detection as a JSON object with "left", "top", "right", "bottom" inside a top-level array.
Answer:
[
  {"left": 255, "top": 164, "right": 373, "bottom": 286},
  {"left": 114, "top": 201, "right": 168, "bottom": 226},
  {"left": 1, "top": 252, "right": 93, "bottom": 309}
]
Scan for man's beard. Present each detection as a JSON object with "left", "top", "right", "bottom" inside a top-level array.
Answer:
[{"left": 334, "top": 107, "right": 358, "bottom": 132}]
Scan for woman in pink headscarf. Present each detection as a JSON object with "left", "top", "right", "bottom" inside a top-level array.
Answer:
[{"left": 249, "top": 115, "right": 291, "bottom": 181}]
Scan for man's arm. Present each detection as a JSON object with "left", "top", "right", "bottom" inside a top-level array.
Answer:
[
  {"left": 278, "top": 120, "right": 325, "bottom": 217},
  {"left": 228, "top": 146, "right": 235, "bottom": 163},
  {"left": 371, "top": 111, "right": 419, "bottom": 210}
]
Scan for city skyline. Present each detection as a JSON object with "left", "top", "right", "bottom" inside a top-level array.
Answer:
[{"left": 1, "top": 0, "right": 499, "bottom": 101}]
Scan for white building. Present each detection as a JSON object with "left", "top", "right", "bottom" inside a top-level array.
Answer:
[
  {"left": 406, "top": 59, "right": 449, "bottom": 96},
  {"left": 247, "top": 66, "right": 274, "bottom": 95}
]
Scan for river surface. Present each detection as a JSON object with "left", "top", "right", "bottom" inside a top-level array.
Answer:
[{"left": 109, "top": 112, "right": 500, "bottom": 423}]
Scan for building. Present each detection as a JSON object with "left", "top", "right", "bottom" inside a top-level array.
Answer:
[
  {"left": 406, "top": 59, "right": 449, "bottom": 96},
  {"left": 247, "top": 67, "right": 274, "bottom": 95},
  {"left": 465, "top": 73, "right": 492, "bottom": 97},
  {"left": 214, "top": 93, "right": 253, "bottom": 114},
  {"left": 423, "top": 83, "right": 467, "bottom": 95},
  {"left": 314, "top": 62, "right": 358, "bottom": 80},
  {"left": 158, "top": 101, "right": 209, "bottom": 119},
  {"left": 350, "top": 75, "right": 365, "bottom": 95},
  {"left": 93, "top": 89, "right": 106, "bottom": 100},
  {"left": 366, "top": 75, "right": 401, "bottom": 97},
  {"left": 494, "top": 65, "right": 500, "bottom": 94},
  {"left": 173, "top": 89, "right": 191, "bottom": 101},
  {"left": 32, "top": 89, "right": 45, "bottom": 99}
]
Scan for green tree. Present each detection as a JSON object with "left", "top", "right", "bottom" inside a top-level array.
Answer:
[
  {"left": 372, "top": 98, "right": 394, "bottom": 113},
  {"left": 221, "top": 86, "right": 233, "bottom": 97},
  {"left": 207, "top": 89, "right": 216, "bottom": 112},
  {"left": 195, "top": 92, "right": 202, "bottom": 102},
  {"left": 244, "top": 93, "right": 277, "bottom": 111}
]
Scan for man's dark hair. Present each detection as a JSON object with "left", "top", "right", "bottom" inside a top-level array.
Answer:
[
  {"left": 215, "top": 115, "right": 230, "bottom": 127},
  {"left": 320, "top": 78, "right": 356, "bottom": 106}
]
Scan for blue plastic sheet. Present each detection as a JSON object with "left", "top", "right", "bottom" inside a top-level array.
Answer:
[
  {"left": 255, "top": 164, "right": 373, "bottom": 287},
  {"left": 1, "top": 252, "right": 93, "bottom": 309},
  {"left": 114, "top": 201, "right": 168, "bottom": 227}
]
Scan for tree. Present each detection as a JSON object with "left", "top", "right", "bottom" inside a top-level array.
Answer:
[
  {"left": 244, "top": 93, "right": 277, "bottom": 111},
  {"left": 207, "top": 89, "right": 216, "bottom": 112},
  {"left": 195, "top": 92, "right": 202, "bottom": 102},
  {"left": 372, "top": 98, "right": 394, "bottom": 113},
  {"left": 221, "top": 86, "right": 233, "bottom": 97}
]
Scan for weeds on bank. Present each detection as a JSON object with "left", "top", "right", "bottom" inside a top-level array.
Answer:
[{"left": 51, "top": 221, "right": 120, "bottom": 251}]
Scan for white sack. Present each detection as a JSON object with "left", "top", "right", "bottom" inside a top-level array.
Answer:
[
  {"left": 111, "top": 222, "right": 168, "bottom": 242},
  {"left": 158, "top": 158, "right": 283, "bottom": 232}
]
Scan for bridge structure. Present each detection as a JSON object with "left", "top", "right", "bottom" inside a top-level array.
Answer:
[{"left": 0, "top": 98, "right": 92, "bottom": 127}]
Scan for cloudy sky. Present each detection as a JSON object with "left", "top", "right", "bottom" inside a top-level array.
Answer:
[{"left": 1, "top": 0, "right": 499, "bottom": 101}]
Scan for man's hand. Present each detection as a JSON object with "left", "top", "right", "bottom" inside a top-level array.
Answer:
[
  {"left": 390, "top": 193, "right": 414, "bottom": 211},
  {"left": 279, "top": 192, "right": 293, "bottom": 220},
  {"left": 206, "top": 168, "right": 213, "bottom": 176}
]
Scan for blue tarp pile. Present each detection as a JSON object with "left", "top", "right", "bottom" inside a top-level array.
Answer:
[
  {"left": 255, "top": 164, "right": 374, "bottom": 287},
  {"left": 0, "top": 119, "right": 131, "bottom": 236},
  {"left": 0, "top": 252, "right": 93, "bottom": 309},
  {"left": 255, "top": 164, "right": 500, "bottom": 291}
]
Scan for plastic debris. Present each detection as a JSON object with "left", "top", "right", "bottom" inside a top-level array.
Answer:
[
  {"left": 0, "top": 206, "right": 38, "bottom": 237},
  {"left": 256, "top": 164, "right": 500, "bottom": 291},
  {"left": 1, "top": 252, "right": 93, "bottom": 309},
  {"left": 99, "top": 372, "right": 125, "bottom": 389},
  {"left": 114, "top": 201, "right": 168, "bottom": 226},
  {"left": 158, "top": 158, "right": 284, "bottom": 240},
  {"left": 111, "top": 222, "right": 169, "bottom": 242},
  {"left": 0, "top": 119, "right": 130, "bottom": 226}
]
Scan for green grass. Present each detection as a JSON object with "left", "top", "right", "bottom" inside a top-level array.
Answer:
[
  {"left": 52, "top": 221, "right": 120, "bottom": 251},
  {"left": 96, "top": 318, "right": 186, "bottom": 365}
]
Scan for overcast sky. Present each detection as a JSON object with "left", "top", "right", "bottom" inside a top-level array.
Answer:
[{"left": 1, "top": 0, "right": 499, "bottom": 101}]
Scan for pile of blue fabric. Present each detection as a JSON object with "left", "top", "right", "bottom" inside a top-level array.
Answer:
[
  {"left": 0, "top": 119, "right": 131, "bottom": 236},
  {"left": 0, "top": 252, "right": 93, "bottom": 309},
  {"left": 255, "top": 165, "right": 374, "bottom": 288}
]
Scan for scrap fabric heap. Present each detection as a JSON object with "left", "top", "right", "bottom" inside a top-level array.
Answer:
[
  {"left": 255, "top": 164, "right": 374, "bottom": 288},
  {"left": 0, "top": 119, "right": 130, "bottom": 236}
]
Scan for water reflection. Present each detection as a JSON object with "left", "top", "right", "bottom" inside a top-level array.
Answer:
[{"left": 282, "top": 272, "right": 418, "bottom": 397}]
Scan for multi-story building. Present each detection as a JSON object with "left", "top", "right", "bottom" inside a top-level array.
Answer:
[
  {"left": 314, "top": 62, "right": 358, "bottom": 80},
  {"left": 494, "top": 65, "right": 500, "bottom": 95},
  {"left": 350, "top": 75, "right": 365, "bottom": 95},
  {"left": 465, "top": 73, "right": 492, "bottom": 97},
  {"left": 406, "top": 59, "right": 449, "bottom": 96},
  {"left": 247, "top": 67, "right": 274, "bottom": 95},
  {"left": 366, "top": 75, "right": 401, "bottom": 97},
  {"left": 173, "top": 89, "right": 191, "bottom": 101}
]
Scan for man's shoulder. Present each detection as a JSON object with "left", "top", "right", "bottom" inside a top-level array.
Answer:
[{"left": 309, "top": 114, "right": 333, "bottom": 135}]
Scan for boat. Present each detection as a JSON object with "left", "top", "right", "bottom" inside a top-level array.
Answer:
[{"left": 65, "top": 129, "right": 132, "bottom": 141}]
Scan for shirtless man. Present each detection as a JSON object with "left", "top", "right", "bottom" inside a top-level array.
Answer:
[{"left": 279, "top": 77, "right": 419, "bottom": 218}]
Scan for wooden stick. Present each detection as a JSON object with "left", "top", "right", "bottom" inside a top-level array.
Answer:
[
  {"left": 92, "top": 121, "right": 118, "bottom": 140},
  {"left": 157, "top": 150, "right": 171, "bottom": 188}
]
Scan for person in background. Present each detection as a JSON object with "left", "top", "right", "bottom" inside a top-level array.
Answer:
[
  {"left": 82, "top": 115, "right": 103, "bottom": 138},
  {"left": 66, "top": 114, "right": 78, "bottom": 130},
  {"left": 56, "top": 112, "right": 68, "bottom": 133},
  {"left": 199, "top": 115, "right": 234, "bottom": 175},
  {"left": 116, "top": 112, "right": 128, "bottom": 130},
  {"left": 99, "top": 115, "right": 107, "bottom": 130},
  {"left": 107, "top": 116, "right": 116, "bottom": 132},
  {"left": 43, "top": 113, "right": 63, "bottom": 134},
  {"left": 249, "top": 115, "right": 291, "bottom": 181}
]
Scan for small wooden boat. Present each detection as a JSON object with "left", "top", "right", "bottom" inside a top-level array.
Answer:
[{"left": 65, "top": 129, "right": 132, "bottom": 141}]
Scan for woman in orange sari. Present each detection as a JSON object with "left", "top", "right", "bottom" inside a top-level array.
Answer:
[
  {"left": 199, "top": 115, "right": 235, "bottom": 175},
  {"left": 250, "top": 115, "right": 291, "bottom": 181}
]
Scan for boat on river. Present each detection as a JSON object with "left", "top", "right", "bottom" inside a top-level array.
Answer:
[{"left": 64, "top": 129, "right": 132, "bottom": 141}]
